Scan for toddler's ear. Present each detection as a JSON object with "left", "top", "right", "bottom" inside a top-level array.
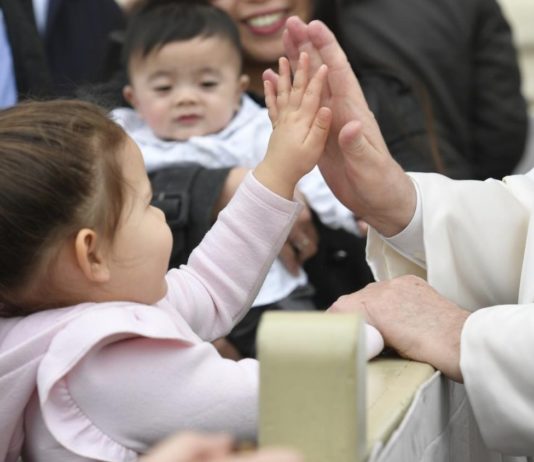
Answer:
[
  {"left": 123, "top": 85, "right": 137, "bottom": 108},
  {"left": 74, "top": 229, "right": 111, "bottom": 283}
]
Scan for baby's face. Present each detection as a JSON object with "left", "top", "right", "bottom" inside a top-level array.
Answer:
[{"left": 124, "top": 37, "right": 248, "bottom": 141}]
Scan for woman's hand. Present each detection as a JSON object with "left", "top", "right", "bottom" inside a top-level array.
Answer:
[{"left": 279, "top": 196, "right": 318, "bottom": 275}]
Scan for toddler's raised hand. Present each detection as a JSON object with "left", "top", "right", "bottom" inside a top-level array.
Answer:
[{"left": 253, "top": 53, "right": 331, "bottom": 199}]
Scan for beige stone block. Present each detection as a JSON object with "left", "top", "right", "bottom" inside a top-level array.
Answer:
[{"left": 258, "top": 311, "right": 366, "bottom": 462}]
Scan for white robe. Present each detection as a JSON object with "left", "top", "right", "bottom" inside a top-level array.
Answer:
[{"left": 367, "top": 170, "right": 534, "bottom": 457}]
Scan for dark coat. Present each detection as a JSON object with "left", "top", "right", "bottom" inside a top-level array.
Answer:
[
  {"left": 44, "top": 0, "right": 125, "bottom": 95},
  {"left": 340, "top": 0, "right": 528, "bottom": 180},
  {"left": 0, "top": 0, "right": 53, "bottom": 99},
  {"left": 1, "top": 0, "right": 125, "bottom": 98}
]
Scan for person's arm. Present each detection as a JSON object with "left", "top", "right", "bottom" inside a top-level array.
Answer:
[
  {"left": 164, "top": 172, "right": 301, "bottom": 340},
  {"left": 150, "top": 165, "right": 245, "bottom": 269}
]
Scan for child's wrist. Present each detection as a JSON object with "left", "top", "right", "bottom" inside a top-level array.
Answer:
[{"left": 253, "top": 162, "right": 297, "bottom": 200}]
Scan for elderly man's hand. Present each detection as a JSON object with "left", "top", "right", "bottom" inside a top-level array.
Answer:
[
  {"left": 279, "top": 194, "right": 318, "bottom": 275},
  {"left": 328, "top": 275, "right": 470, "bottom": 382}
]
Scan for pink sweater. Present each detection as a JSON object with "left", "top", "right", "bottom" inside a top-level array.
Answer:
[{"left": 0, "top": 174, "right": 300, "bottom": 462}]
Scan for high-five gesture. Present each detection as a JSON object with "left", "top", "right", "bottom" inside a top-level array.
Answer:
[
  {"left": 265, "top": 18, "right": 416, "bottom": 236},
  {"left": 254, "top": 52, "right": 331, "bottom": 200}
]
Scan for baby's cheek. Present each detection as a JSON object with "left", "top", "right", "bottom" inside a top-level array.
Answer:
[{"left": 161, "top": 223, "right": 174, "bottom": 264}]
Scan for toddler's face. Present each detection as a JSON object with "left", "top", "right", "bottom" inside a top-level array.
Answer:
[
  {"left": 124, "top": 37, "right": 248, "bottom": 141},
  {"left": 210, "top": 0, "right": 313, "bottom": 64},
  {"left": 107, "top": 136, "right": 173, "bottom": 304}
]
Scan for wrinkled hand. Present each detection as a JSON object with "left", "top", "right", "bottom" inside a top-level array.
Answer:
[
  {"left": 264, "top": 18, "right": 416, "bottom": 236},
  {"left": 140, "top": 432, "right": 303, "bottom": 462},
  {"left": 279, "top": 197, "right": 318, "bottom": 275},
  {"left": 328, "top": 275, "right": 470, "bottom": 381}
]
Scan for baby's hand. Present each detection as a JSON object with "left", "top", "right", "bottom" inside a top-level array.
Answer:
[{"left": 253, "top": 53, "right": 331, "bottom": 199}]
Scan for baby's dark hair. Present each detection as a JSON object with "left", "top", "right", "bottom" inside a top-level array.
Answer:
[
  {"left": 122, "top": 0, "right": 243, "bottom": 74},
  {"left": 0, "top": 100, "right": 127, "bottom": 317}
]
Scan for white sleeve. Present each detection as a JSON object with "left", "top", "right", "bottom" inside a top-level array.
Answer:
[
  {"left": 366, "top": 175, "right": 428, "bottom": 282},
  {"left": 66, "top": 337, "right": 259, "bottom": 452},
  {"left": 369, "top": 172, "right": 533, "bottom": 309},
  {"left": 461, "top": 304, "right": 534, "bottom": 454},
  {"left": 382, "top": 177, "right": 425, "bottom": 266}
]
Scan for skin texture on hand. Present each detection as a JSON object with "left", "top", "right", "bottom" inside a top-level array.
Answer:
[
  {"left": 254, "top": 53, "right": 331, "bottom": 200},
  {"left": 263, "top": 17, "right": 416, "bottom": 236},
  {"left": 280, "top": 197, "right": 318, "bottom": 275},
  {"left": 139, "top": 432, "right": 303, "bottom": 462},
  {"left": 328, "top": 275, "right": 470, "bottom": 382}
]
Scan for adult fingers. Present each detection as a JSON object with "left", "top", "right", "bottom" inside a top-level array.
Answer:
[
  {"left": 306, "top": 20, "right": 367, "bottom": 108},
  {"left": 288, "top": 52, "right": 310, "bottom": 109},
  {"left": 278, "top": 241, "right": 301, "bottom": 276},
  {"left": 282, "top": 28, "right": 299, "bottom": 71},
  {"left": 285, "top": 17, "right": 325, "bottom": 79}
]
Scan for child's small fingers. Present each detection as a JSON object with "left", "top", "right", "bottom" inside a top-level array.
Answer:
[
  {"left": 299, "top": 64, "right": 328, "bottom": 115},
  {"left": 276, "top": 57, "right": 291, "bottom": 106},
  {"left": 305, "top": 106, "right": 332, "bottom": 149},
  {"left": 264, "top": 80, "right": 278, "bottom": 124},
  {"left": 262, "top": 68, "right": 279, "bottom": 88},
  {"left": 289, "top": 52, "right": 309, "bottom": 108}
]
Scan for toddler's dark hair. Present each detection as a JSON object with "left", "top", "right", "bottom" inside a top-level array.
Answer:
[
  {"left": 0, "top": 100, "right": 126, "bottom": 317},
  {"left": 122, "top": 0, "right": 243, "bottom": 73}
]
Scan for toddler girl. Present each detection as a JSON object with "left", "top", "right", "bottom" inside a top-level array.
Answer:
[{"left": 0, "top": 55, "right": 335, "bottom": 461}]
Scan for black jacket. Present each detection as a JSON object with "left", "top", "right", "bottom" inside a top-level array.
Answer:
[
  {"left": 44, "top": 0, "right": 125, "bottom": 95},
  {"left": 340, "top": 0, "right": 528, "bottom": 180},
  {"left": 1, "top": 0, "right": 125, "bottom": 98},
  {"left": 0, "top": 0, "right": 52, "bottom": 99}
]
